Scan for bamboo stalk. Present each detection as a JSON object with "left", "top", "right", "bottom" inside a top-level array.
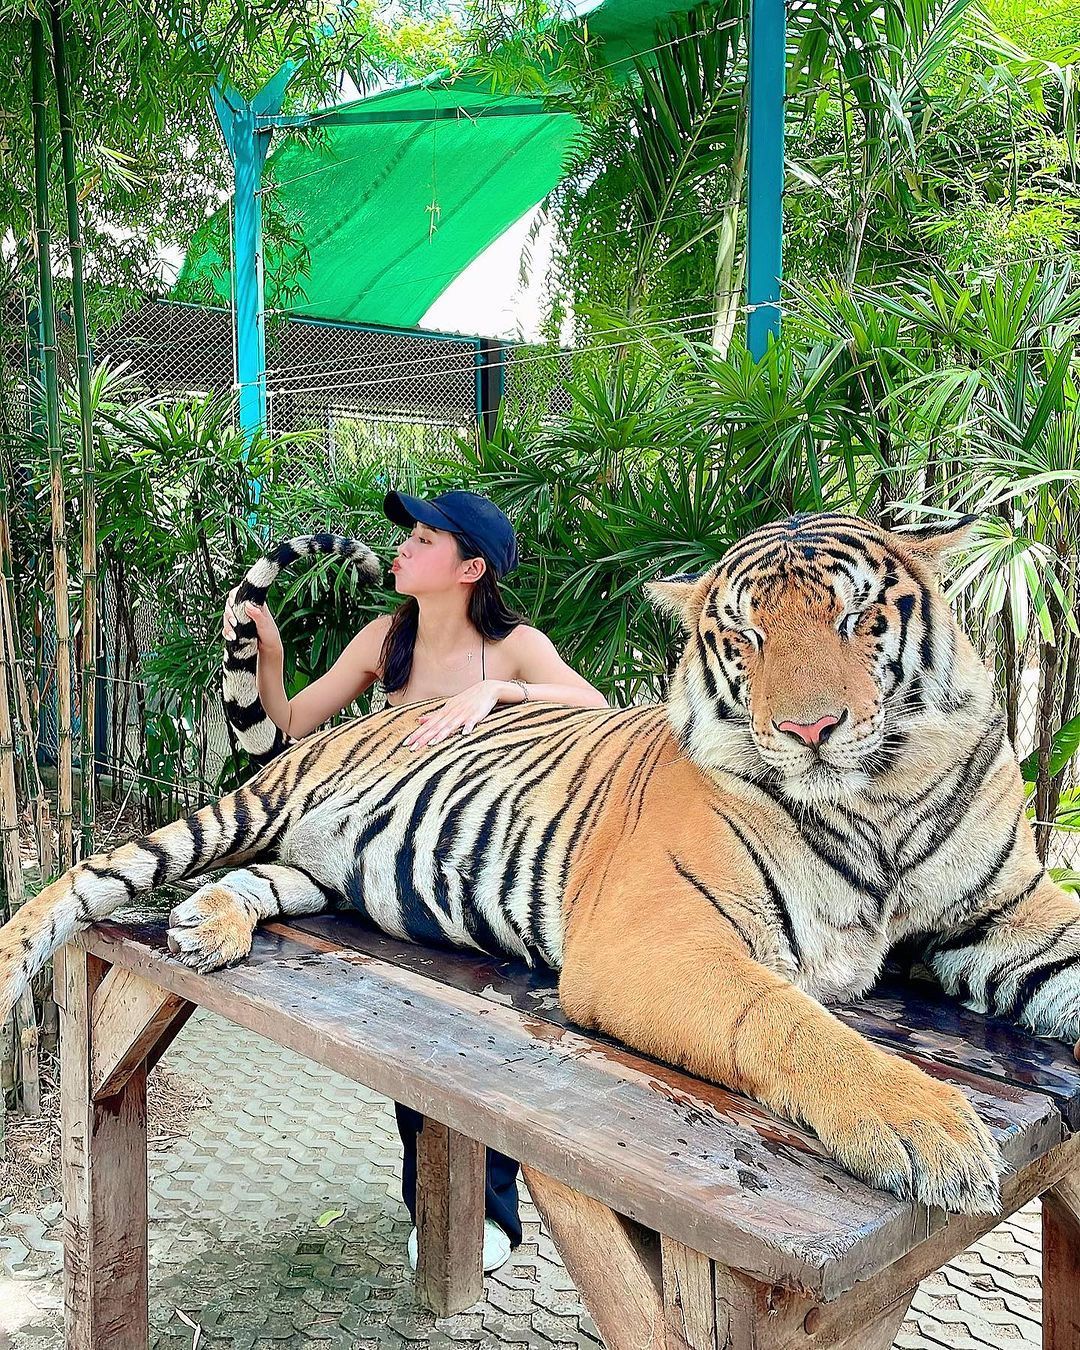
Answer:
[
  {"left": 1051, "top": 626, "right": 1078, "bottom": 821},
  {"left": 0, "top": 442, "right": 12, "bottom": 1141},
  {"left": 27, "top": 588, "right": 55, "bottom": 881},
  {"left": 1000, "top": 595, "right": 1019, "bottom": 751},
  {"left": 0, "top": 455, "right": 51, "bottom": 874},
  {"left": 51, "top": 1, "right": 96, "bottom": 863},
  {"left": 0, "top": 446, "right": 55, "bottom": 1072},
  {"left": 0, "top": 489, "right": 39, "bottom": 1116},
  {"left": 711, "top": 109, "right": 747, "bottom": 358},
  {"left": 1035, "top": 631, "right": 1060, "bottom": 864},
  {"left": 31, "top": 16, "right": 74, "bottom": 873},
  {"left": 0, "top": 581, "right": 25, "bottom": 888}
]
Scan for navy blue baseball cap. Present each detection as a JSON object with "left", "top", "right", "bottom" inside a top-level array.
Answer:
[{"left": 383, "top": 489, "right": 519, "bottom": 578}]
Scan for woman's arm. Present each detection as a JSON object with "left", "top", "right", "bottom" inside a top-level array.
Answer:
[
  {"left": 498, "top": 626, "right": 608, "bottom": 708},
  {"left": 280, "top": 616, "right": 391, "bottom": 738}
]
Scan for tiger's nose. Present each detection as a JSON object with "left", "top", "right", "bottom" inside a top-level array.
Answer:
[{"left": 774, "top": 712, "right": 844, "bottom": 747}]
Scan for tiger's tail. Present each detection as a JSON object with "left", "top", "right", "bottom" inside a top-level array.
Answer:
[
  {"left": 222, "top": 533, "right": 382, "bottom": 769},
  {"left": 0, "top": 781, "right": 283, "bottom": 1020}
]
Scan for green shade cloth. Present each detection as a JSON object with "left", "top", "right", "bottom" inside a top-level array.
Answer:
[{"left": 177, "top": 0, "right": 710, "bottom": 328}]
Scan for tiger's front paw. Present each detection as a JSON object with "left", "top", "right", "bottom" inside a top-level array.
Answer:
[
  {"left": 167, "top": 884, "right": 256, "bottom": 973},
  {"left": 819, "top": 1060, "right": 1004, "bottom": 1215}
]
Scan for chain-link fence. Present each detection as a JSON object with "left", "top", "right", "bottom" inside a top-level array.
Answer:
[
  {"left": 94, "top": 300, "right": 486, "bottom": 472},
  {"left": 503, "top": 344, "right": 574, "bottom": 422}
]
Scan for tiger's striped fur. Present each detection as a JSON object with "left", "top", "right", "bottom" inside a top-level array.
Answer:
[
  {"left": 221, "top": 533, "right": 382, "bottom": 769},
  {"left": 3, "top": 511, "right": 1078, "bottom": 1217}
]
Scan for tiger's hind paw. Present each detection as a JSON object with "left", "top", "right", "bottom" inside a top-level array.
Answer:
[{"left": 166, "top": 884, "right": 256, "bottom": 973}]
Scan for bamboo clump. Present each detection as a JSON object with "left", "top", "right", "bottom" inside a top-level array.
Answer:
[
  {"left": 31, "top": 17, "right": 74, "bottom": 877},
  {"left": 52, "top": 0, "right": 97, "bottom": 863}
]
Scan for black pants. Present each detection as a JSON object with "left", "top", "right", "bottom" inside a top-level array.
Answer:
[{"left": 394, "top": 1103, "right": 523, "bottom": 1247}]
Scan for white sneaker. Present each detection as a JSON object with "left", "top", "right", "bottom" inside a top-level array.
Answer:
[{"left": 407, "top": 1218, "right": 513, "bottom": 1274}]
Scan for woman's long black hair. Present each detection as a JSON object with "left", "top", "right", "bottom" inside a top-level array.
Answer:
[{"left": 379, "top": 536, "right": 524, "bottom": 695}]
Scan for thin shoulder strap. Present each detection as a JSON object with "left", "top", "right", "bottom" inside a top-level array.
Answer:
[{"left": 481, "top": 635, "right": 486, "bottom": 679}]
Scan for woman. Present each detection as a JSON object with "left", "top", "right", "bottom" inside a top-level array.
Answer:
[{"left": 224, "top": 488, "right": 607, "bottom": 1273}]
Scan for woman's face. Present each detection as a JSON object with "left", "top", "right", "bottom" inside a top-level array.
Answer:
[{"left": 390, "top": 523, "right": 477, "bottom": 596}]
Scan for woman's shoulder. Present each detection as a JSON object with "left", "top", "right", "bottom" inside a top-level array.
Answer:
[
  {"left": 497, "top": 622, "right": 555, "bottom": 653},
  {"left": 341, "top": 614, "right": 393, "bottom": 671},
  {"left": 344, "top": 613, "right": 393, "bottom": 650}
]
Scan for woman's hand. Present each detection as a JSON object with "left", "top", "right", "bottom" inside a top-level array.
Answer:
[
  {"left": 404, "top": 680, "right": 506, "bottom": 750},
  {"left": 223, "top": 587, "right": 283, "bottom": 661}
]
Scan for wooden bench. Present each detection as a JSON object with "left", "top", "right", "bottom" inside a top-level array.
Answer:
[{"left": 57, "top": 911, "right": 1080, "bottom": 1350}]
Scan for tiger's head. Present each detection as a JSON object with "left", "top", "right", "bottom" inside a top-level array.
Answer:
[{"left": 648, "top": 512, "right": 985, "bottom": 805}]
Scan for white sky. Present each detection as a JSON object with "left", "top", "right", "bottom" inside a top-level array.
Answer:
[{"left": 420, "top": 205, "right": 556, "bottom": 342}]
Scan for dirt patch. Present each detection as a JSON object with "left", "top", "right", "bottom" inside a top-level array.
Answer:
[{"left": 1, "top": 1055, "right": 210, "bottom": 1215}]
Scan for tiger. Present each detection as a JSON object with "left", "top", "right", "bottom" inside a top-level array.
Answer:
[{"left": 2, "top": 511, "right": 1077, "bottom": 1219}]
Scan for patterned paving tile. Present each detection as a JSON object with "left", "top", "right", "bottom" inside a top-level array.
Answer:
[{"left": 0, "top": 1010, "right": 1050, "bottom": 1348}]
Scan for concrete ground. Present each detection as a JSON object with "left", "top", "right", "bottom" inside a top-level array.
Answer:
[{"left": 1, "top": 1010, "right": 1043, "bottom": 1349}]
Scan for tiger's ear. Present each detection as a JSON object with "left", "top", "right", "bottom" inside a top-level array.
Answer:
[
  {"left": 888, "top": 515, "right": 977, "bottom": 575},
  {"left": 646, "top": 574, "right": 701, "bottom": 632}
]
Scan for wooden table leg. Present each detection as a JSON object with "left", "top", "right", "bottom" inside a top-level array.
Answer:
[
  {"left": 61, "top": 946, "right": 150, "bottom": 1350},
  {"left": 1043, "top": 1168, "right": 1080, "bottom": 1349},
  {"left": 414, "top": 1116, "right": 485, "bottom": 1316},
  {"left": 523, "top": 1165, "right": 914, "bottom": 1350},
  {"left": 524, "top": 1165, "right": 667, "bottom": 1350}
]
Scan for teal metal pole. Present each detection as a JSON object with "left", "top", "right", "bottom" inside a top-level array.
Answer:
[
  {"left": 213, "top": 69, "right": 297, "bottom": 527},
  {"left": 208, "top": 4, "right": 353, "bottom": 514},
  {"left": 232, "top": 105, "right": 266, "bottom": 442},
  {"left": 212, "top": 81, "right": 279, "bottom": 448},
  {"left": 746, "top": 0, "right": 785, "bottom": 359}
]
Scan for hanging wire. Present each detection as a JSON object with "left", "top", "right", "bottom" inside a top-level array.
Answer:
[
  {"left": 250, "top": 292, "right": 1075, "bottom": 405},
  {"left": 256, "top": 311, "right": 731, "bottom": 401},
  {"left": 259, "top": 13, "right": 751, "bottom": 140}
]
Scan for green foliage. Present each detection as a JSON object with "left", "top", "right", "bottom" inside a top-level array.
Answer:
[
  {"left": 1023, "top": 716, "right": 1080, "bottom": 783},
  {"left": 540, "top": 0, "right": 1080, "bottom": 348},
  {"left": 0, "top": 0, "right": 524, "bottom": 331},
  {"left": 544, "top": 0, "right": 751, "bottom": 343}
]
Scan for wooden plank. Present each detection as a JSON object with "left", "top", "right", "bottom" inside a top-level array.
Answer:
[
  {"left": 703, "top": 1264, "right": 911, "bottom": 1350},
  {"left": 291, "top": 915, "right": 1077, "bottom": 1154},
  {"left": 283, "top": 915, "right": 1064, "bottom": 1169},
  {"left": 146, "top": 1007, "right": 195, "bottom": 1076},
  {"left": 61, "top": 945, "right": 148, "bottom": 1350},
  {"left": 523, "top": 1165, "right": 666, "bottom": 1350},
  {"left": 77, "top": 921, "right": 1065, "bottom": 1299},
  {"left": 414, "top": 1118, "right": 484, "bottom": 1316},
  {"left": 831, "top": 1295, "right": 912, "bottom": 1350},
  {"left": 1043, "top": 1165, "right": 1080, "bottom": 1349},
  {"left": 800, "top": 1131, "right": 1080, "bottom": 1343},
  {"left": 91, "top": 966, "right": 194, "bottom": 1100},
  {"left": 15, "top": 987, "right": 40, "bottom": 1116},
  {"left": 833, "top": 978, "right": 1080, "bottom": 1129},
  {"left": 52, "top": 943, "right": 67, "bottom": 1010}
]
